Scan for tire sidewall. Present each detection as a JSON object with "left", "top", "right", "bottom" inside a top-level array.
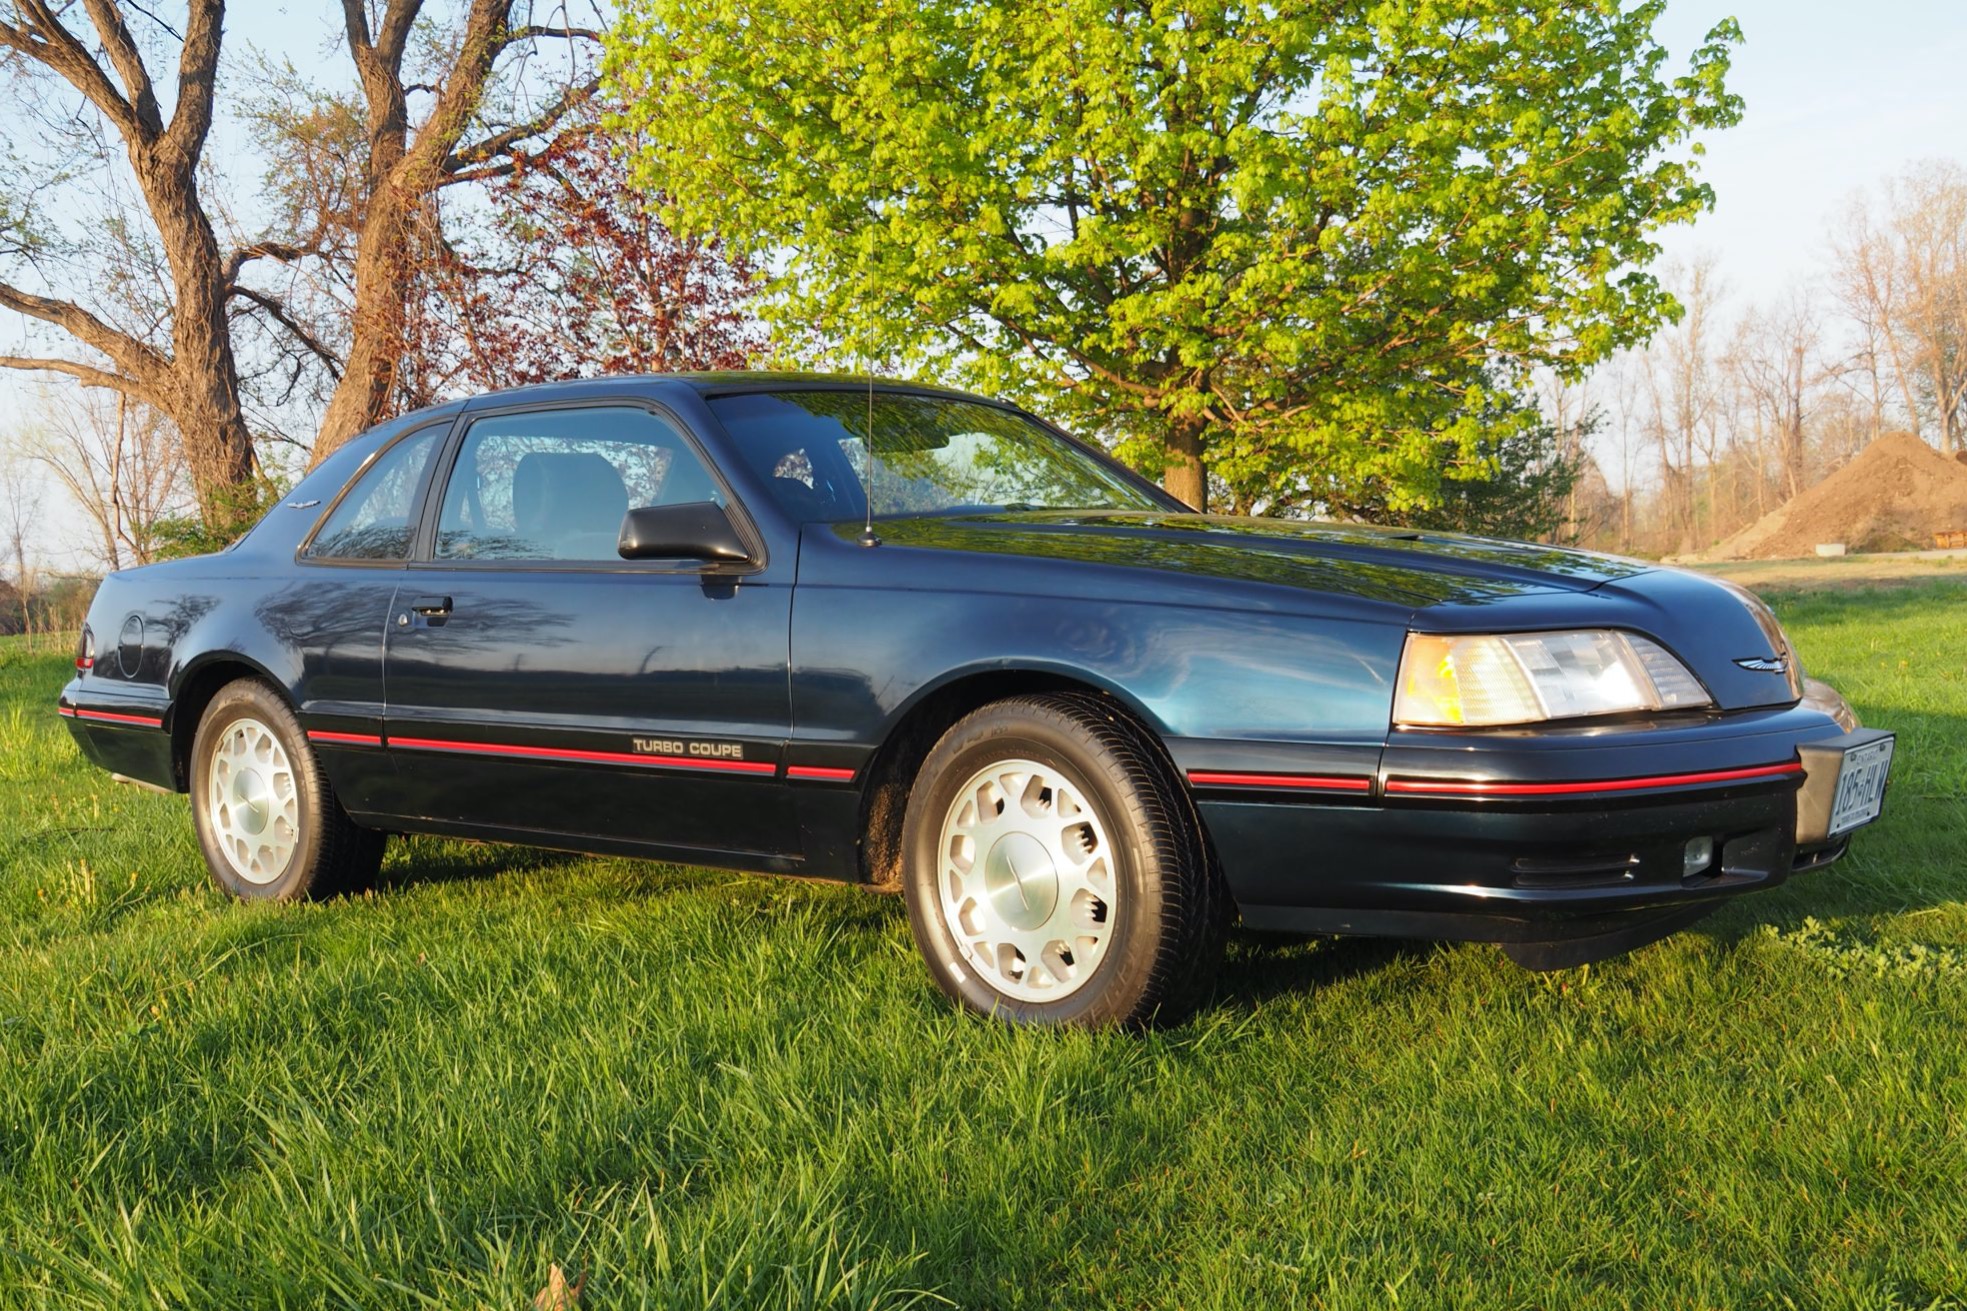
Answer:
[
  {"left": 902, "top": 711, "right": 1173, "bottom": 1027},
  {"left": 190, "top": 683, "right": 322, "bottom": 902}
]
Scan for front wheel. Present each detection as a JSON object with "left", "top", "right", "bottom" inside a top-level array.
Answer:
[
  {"left": 900, "top": 693, "right": 1224, "bottom": 1027},
  {"left": 190, "top": 679, "right": 384, "bottom": 902}
]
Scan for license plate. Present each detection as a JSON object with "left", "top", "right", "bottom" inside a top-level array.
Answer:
[{"left": 1827, "top": 736, "right": 1894, "bottom": 836}]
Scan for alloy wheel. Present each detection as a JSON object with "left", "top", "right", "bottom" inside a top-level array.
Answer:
[
  {"left": 205, "top": 715, "right": 302, "bottom": 884},
  {"left": 936, "top": 757, "right": 1118, "bottom": 1002}
]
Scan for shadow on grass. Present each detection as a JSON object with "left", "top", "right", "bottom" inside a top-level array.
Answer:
[
  {"left": 1209, "top": 931, "right": 1440, "bottom": 1008},
  {"left": 372, "top": 835, "right": 588, "bottom": 892}
]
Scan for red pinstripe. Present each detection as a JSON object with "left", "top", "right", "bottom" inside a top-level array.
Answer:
[
  {"left": 1187, "top": 770, "right": 1374, "bottom": 793},
  {"left": 786, "top": 765, "right": 857, "bottom": 782},
  {"left": 307, "top": 730, "right": 384, "bottom": 747},
  {"left": 1383, "top": 760, "right": 1804, "bottom": 798},
  {"left": 70, "top": 708, "right": 164, "bottom": 728}
]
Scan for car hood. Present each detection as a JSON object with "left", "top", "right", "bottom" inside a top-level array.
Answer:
[{"left": 863, "top": 511, "right": 1653, "bottom": 607}]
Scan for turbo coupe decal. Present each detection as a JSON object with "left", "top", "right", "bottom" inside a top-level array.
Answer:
[
  {"left": 390, "top": 735, "right": 778, "bottom": 775},
  {"left": 631, "top": 737, "right": 749, "bottom": 762}
]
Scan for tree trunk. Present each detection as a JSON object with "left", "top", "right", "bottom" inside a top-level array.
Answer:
[
  {"left": 1782, "top": 409, "right": 1806, "bottom": 500},
  {"left": 155, "top": 178, "right": 257, "bottom": 519},
  {"left": 313, "top": 187, "right": 415, "bottom": 460},
  {"left": 310, "top": 0, "right": 522, "bottom": 466},
  {"left": 312, "top": 24, "right": 418, "bottom": 466},
  {"left": 1164, "top": 417, "right": 1207, "bottom": 512}
]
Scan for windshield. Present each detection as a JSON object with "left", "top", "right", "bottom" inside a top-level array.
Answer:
[{"left": 708, "top": 390, "right": 1167, "bottom": 523}]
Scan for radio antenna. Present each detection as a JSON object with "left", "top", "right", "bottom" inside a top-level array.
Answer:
[{"left": 857, "top": 356, "right": 881, "bottom": 548}]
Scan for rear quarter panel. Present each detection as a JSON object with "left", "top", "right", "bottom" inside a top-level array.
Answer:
[{"left": 63, "top": 418, "right": 428, "bottom": 794}]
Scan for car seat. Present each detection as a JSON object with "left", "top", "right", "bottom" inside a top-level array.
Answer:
[{"left": 513, "top": 452, "right": 630, "bottom": 560}]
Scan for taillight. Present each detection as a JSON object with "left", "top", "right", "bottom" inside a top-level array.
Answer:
[{"left": 76, "top": 627, "right": 94, "bottom": 672}]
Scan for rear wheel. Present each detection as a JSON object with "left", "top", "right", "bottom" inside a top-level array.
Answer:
[
  {"left": 901, "top": 693, "right": 1223, "bottom": 1027},
  {"left": 190, "top": 680, "right": 384, "bottom": 901}
]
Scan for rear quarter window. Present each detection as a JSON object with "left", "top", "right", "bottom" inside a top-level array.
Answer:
[{"left": 305, "top": 428, "right": 442, "bottom": 561}]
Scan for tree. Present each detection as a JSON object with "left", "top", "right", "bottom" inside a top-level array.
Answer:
[
  {"left": 0, "top": 1, "right": 256, "bottom": 524},
  {"left": 1831, "top": 160, "right": 1967, "bottom": 452},
  {"left": 302, "top": 0, "right": 606, "bottom": 462},
  {"left": 1729, "top": 288, "right": 1833, "bottom": 500},
  {"left": 1345, "top": 387, "right": 1587, "bottom": 542},
  {"left": 609, "top": 0, "right": 1741, "bottom": 512},
  {"left": 1639, "top": 257, "right": 1726, "bottom": 552},
  {"left": 23, "top": 389, "right": 188, "bottom": 570},
  {"left": 0, "top": 455, "right": 38, "bottom": 634},
  {"left": 413, "top": 105, "right": 762, "bottom": 392},
  {"left": 1409, "top": 418, "right": 1586, "bottom": 544}
]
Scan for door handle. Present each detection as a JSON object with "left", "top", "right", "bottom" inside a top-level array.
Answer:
[{"left": 409, "top": 595, "right": 453, "bottom": 616}]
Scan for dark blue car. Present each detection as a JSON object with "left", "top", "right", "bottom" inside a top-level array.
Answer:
[{"left": 60, "top": 374, "right": 1895, "bottom": 1026}]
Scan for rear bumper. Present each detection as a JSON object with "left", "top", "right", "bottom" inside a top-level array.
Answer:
[
  {"left": 1181, "top": 690, "right": 1887, "bottom": 960},
  {"left": 58, "top": 679, "right": 177, "bottom": 791}
]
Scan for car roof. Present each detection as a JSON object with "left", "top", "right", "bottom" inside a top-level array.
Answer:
[{"left": 448, "top": 371, "right": 994, "bottom": 407}]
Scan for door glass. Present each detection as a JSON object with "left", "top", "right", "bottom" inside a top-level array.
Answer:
[
  {"left": 306, "top": 427, "right": 441, "bottom": 560},
  {"left": 434, "top": 406, "right": 725, "bottom": 561}
]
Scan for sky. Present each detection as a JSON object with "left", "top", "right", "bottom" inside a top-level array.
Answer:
[
  {"left": 6, "top": 0, "right": 1967, "bottom": 569},
  {"left": 1649, "top": 0, "right": 1967, "bottom": 308}
]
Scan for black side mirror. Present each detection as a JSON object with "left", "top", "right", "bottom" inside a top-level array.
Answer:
[{"left": 617, "top": 501, "right": 751, "bottom": 563}]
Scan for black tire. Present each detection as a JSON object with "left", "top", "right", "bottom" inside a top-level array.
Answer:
[
  {"left": 900, "top": 692, "right": 1224, "bottom": 1027},
  {"left": 189, "top": 679, "right": 384, "bottom": 902}
]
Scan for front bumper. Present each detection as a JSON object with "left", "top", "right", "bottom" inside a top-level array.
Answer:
[{"left": 1182, "top": 686, "right": 1890, "bottom": 965}]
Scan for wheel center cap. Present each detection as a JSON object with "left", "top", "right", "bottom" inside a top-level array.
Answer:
[
  {"left": 982, "top": 831, "right": 1058, "bottom": 931},
  {"left": 232, "top": 768, "right": 270, "bottom": 835}
]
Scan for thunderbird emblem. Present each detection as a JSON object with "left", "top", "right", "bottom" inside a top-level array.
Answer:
[{"left": 1735, "top": 656, "right": 1788, "bottom": 674}]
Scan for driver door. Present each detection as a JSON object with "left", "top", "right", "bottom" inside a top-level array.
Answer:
[{"left": 379, "top": 399, "right": 798, "bottom": 862}]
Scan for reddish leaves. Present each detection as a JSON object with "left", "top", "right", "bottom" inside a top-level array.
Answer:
[{"left": 406, "top": 112, "right": 763, "bottom": 399}]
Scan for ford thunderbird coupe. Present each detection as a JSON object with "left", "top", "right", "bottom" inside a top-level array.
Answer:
[{"left": 60, "top": 374, "right": 1895, "bottom": 1025}]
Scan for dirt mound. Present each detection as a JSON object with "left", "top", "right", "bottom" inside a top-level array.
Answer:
[{"left": 1703, "top": 432, "right": 1967, "bottom": 560}]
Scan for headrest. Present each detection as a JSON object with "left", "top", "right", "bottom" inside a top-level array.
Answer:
[{"left": 513, "top": 452, "right": 629, "bottom": 544}]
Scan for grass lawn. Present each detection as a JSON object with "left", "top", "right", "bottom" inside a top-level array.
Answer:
[{"left": 1, "top": 577, "right": 1964, "bottom": 1309}]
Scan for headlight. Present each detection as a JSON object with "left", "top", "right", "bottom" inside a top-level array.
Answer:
[{"left": 1394, "top": 630, "right": 1712, "bottom": 727}]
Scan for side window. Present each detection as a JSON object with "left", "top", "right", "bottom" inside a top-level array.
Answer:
[
  {"left": 305, "top": 427, "right": 441, "bottom": 560},
  {"left": 434, "top": 406, "right": 725, "bottom": 562}
]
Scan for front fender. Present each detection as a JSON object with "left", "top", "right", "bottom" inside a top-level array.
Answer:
[{"left": 790, "top": 572, "right": 1405, "bottom": 752}]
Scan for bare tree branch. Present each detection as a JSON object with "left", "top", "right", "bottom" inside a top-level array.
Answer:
[
  {"left": 119, "top": 0, "right": 182, "bottom": 40},
  {"left": 0, "top": 0, "right": 150, "bottom": 144},
  {"left": 444, "top": 76, "right": 598, "bottom": 173},
  {"left": 341, "top": 0, "right": 423, "bottom": 78},
  {"left": 0, "top": 353, "right": 138, "bottom": 392},
  {"left": 505, "top": 24, "right": 602, "bottom": 42},
  {"left": 229, "top": 285, "right": 345, "bottom": 378},
  {"left": 160, "top": 0, "right": 224, "bottom": 164},
  {"left": 222, "top": 239, "right": 320, "bottom": 285},
  {"left": 374, "top": 0, "right": 423, "bottom": 72},
  {"left": 0, "top": 1, "right": 257, "bottom": 517},
  {"left": 0, "top": 278, "right": 167, "bottom": 383},
  {"left": 80, "top": 0, "right": 164, "bottom": 136}
]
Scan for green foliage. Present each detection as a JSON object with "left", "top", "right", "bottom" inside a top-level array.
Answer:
[
  {"left": 0, "top": 577, "right": 1964, "bottom": 1306},
  {"left": 1346, "top": 395, "right": 1589, "bottom": 542},
  {"left": 606, "top": 0, "right": 1741, "bottom": 512},
  {"left": 151, "top": 477, "right": 286, "bottom": 560}
]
